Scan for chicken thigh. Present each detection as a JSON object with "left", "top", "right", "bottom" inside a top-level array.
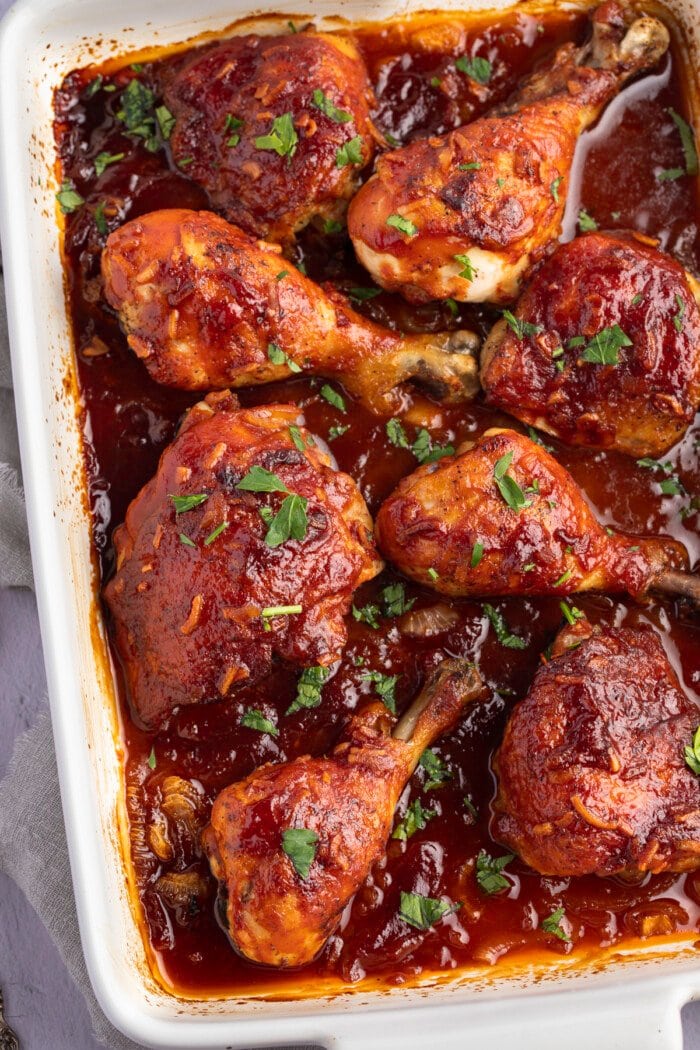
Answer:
[
  {"left": 101, "top": 209, "right": 480, "bottom": 413},
  {"left": 104, "top": 392, "right": 382, "bottom": 729},
  {"left": 202, "top": 659, "right": 485, "bottom": 967},
  {"left": 375, "top": 427, "right": 697, "bottom": 603},
  {"left": 481, "top": 232, "right": 700, "bottom": 458},
  {"left": 348, "top": 2, "right": 670, "bottom": 304},
  {"left": 164, "top": 30, "right": 378, "bottom": 242},
  {"left": 493, "top": 618, "right": 700, "bottom": 876}
]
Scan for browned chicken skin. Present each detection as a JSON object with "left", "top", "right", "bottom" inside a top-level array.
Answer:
[
  {"left": 101, "top": 209, "right": 480, "bottom": 413},
  {"left": 493, "top": 619, "right": 700, "bottom": 877},
  {"left": 103, "top": 392, "right": 382, "bottom": 730},
  {"left": 348, "top": 3, "right": 669, "bottom": 304},
  {"left": 375, "top": 427, "right": 698, "bottom": 603},
  {"left": 202, "top": 659, "right": 485, "bottom": 967},
  {"left": 481, "top": 232, "right": 700, "bottom": 458},
  {"left": 164, "top": 30, "right": 379, "bottom": 242}
]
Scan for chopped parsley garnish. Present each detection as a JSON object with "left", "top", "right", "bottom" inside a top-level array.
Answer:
[
  {"left": 286, "top": 665, "right": 330, "bottom": 715},
  {"left": 348, "top": 286, "right": 381, "bottom": 302},
  {"left": 459, "top": 160, "right": 481, "bottom": 171},
  {"left": 455, "top": 55, "right": 492, "bottom": 84},
  {"left": 631, "top": 293, "right": 643, "bottom": 306},
  {"left": 240, "top": 707, "right": 279, "bottom": 736},
  {"left": 381, "top": 582, "right": 415, "bottom": 617},
  {"left": 385, "top": 132, "right": 400, "bottom": 148},
  {"left": 177, "top": 156, "right": 194, "bottom": 168},
  {"left": 264, "top": 493, "right": 308, "bottom": 547},
  {"left": 328, "top": 424, "right": 350, "bottom": 441},
  {"left": 471, "top": 541, "right": 484, "bottom": 568},
  {"left": 493, "top": 451, "right": 531, "bottom": 512},
  {"left": 550, "top": 175, "right": 562, "bottom": 202},
  {"left": 56, "top": 183, "right": 84, "bottom": 214},
  {"left": 276, "top": 269, "right": 289, "bottom": 281},
  {"left": 311, "top": 88, "right": 352, "bottom": 123},
  {"left": 657, "top": 167, "right": 685, "bottom": 182},
  {"left": 170, "top": 492, "right": 209, "bottom": 514},
  {"left": 463, "top": 795, "right": 477, "bottom": 819},
  {"left": 94, "top": 200, "right": 108, "bottom": 235},
  {"left": 178, "top": 532, "right": 196, "bottom": 548},
  {"left": 255, "top": 112, "right": 298, "bottom": 158},
  {"left": 475, "top": 850, "right": 514, "bottom": 894},
  {"left": 399, "top": 891, "right": 458, "bottom": 929},
  {"left": 147, "top": 746, "right": 156, "bottom": 770},
  {"left": 419, "top": 748, "right": 451, "bottom": 790},
  {"left": 577, "top": 208, "right": 598, "bottom": 232},
  {"left": 483, "top": 603, "right": 527, "bottom": 650},
  {"left": 541, "top": 906, "right": 570, "bottom": 942},
  {"left": 412, "top": 428, "right": 455, "bottom": 465},
  {"left": 527, "top": 426, "right": 554, "bottom": 452},
  {"left": 454, "top": 253, "right": 476, "bottom": 281},
  {"left": 267, "top": 341, "right": 301, "bottom": 373},
  {"left": 336, "top": 135, "right": 364, "bottom": 167},
  {"left": 117, "top": 78, "right": 160, "bottom": 151},
  {"left": 502, "top": 310, "right": 542, "bottom": 340},
  {"left": 685, "top": 726, "right": 700, "bottom": 774},
  {"left": 281, "top": 827, "right": 318, "bottom": 879},
  {"left": 668, "top": 108, "right": 698, "bottom": 177},
  {"left": 323, "top": 218, "right": 344, "bottom": 234},
  {"left": 203, "top": 521, "right": 229, "bottom": 546},
  {"left": 553, "top": 568, "right": 572, "bottom": 587},
  {"left": 659, "top": 475, "right": 685, "bottom": 497},
  {"left": 362, "top": 670, "right": 400, "bottom": 714},
  {"left": 288, "top": 424, "right": 306, "bottom": 452},
  {"left": 236, "top": 466, "right": 289, "bottom": 493},
  {"left": 386, "top": 214, "right": 418, "bottom": 237},
  {"left": 673, "top": 293, "right": 686, "bottom": 333},
  {"left": 94, "top": 151, "right": 124, "bottom": 177},
  {"left": 320, "top": 384, "right": 346, "bottom": 412},
  {"left": 560, "top": 600, "right": 584, "bottom": 626},
  {"left": 430, "top": 76, "right": 442, "bottom": 88},
  {"left": 156, "top": 105, "right": 176, "bottom": 140},
  {"left": 392, "top": 799, "right": 436, "bottom": 841},
  {"left": 427, "top": 567, "right": 439, "bottom": 581},
  {"left": 85, "top": 75, "right": 103, "bottom": 98},
  {"left": 261, "top": 604, "right": 302, "bottom": 621},
  {"left": 445, "top": 298, "right": 458, "bottom": 317},
  {"left": 352, "top": 602, "right": 381, "bottom": 629},
  {"left": 579, "top": 323, "right": 632, "bottom": 365}
]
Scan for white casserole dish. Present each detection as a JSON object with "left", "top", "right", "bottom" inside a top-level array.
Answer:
[{"left": 1, "top": 0, "right": 700, "bottom": 1045}]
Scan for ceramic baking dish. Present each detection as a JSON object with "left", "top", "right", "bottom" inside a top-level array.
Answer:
[{"left": 1, "top": 0, "right": 700, "bottom": 1045}]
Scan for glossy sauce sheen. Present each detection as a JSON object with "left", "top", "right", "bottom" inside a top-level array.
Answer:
[{"left": 54, "top": 7, "right": 700, "bottom": 995}]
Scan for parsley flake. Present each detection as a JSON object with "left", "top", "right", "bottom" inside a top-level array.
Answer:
[
  {"left": 288, "top": 425, "right": 306, "bottom": 452},
  {"left": 471, "top": 541, "right": 484, "bottom": 568},
  {"left": 673, "top": 293, "right": 686, "bottom": 333},
  {"left": 170, "top": 492, "right": 209, "bottom": 514},
  {"left": 578, "top": 208, "right": 598, "bottom": 232},
  {"left": 381, "top": 582, "right": 415, "bottom": 618},
  {"left": 267, "top": 341, "right": 301, "bottom": 373},
  {"left": 56, "top": 183, "right": 85, "bottom": 214},
  {"left": 386, "top": 214, "right": 418, "bottom": 237},
  {"left": 147, "top": 746, "right": 156, "bottom": 770},
  {"left": 286, "top": 665, "right": 330, "bottom": 715},
  {"left": 579, "top": 324, "right": 631, "bottom": 365},
  {"left": 94, "top": 151, "right": 124, "bottom": 177},
  {"left": 236, "top": 466, "right": 289, "bottom": 493},
  {"left": 454, "top": 253, "right": 476, "bottom": 281},
  {"left": 541, "top": 906, "right": 570, "bottom": 942},
  {"left": 503, "top": 310, "right": 542, "bottom": 340},
  {"left": 352, "top": 602, "right": 381, "bottom": 629},
  {"left": 336, "top": 135, "right": 364, "bottom": 167},
  {"left": 362, "top": 670, "right": 399, "bottom": 714},
  {"left": 156, "top": 105, "right": 176, "bottom": 140},
  {"left": 328, "top": 424, "right": 350, "bottom": 441},
  {"left": 550, "top": 175, "right": 562, "bottom": 202},
  {"left": 483, "top": 603, "right": 527, "bottom": 650},
  {"left": 264, "top": 493, "right": 308, "bottom": 547},
  {"left": 493, "top": 451, "right": 531, "bottom": 512},
  {"left": 311, "top": 89, "right": 352, "bottom": 123},
  {"left": 320, "top": 384, "right": 346, "bottom": 411},
  {"left": 204, "top": 521, "right": 229, "bottom": 546},
  {"left": 399, "top": 891, "right": 458, "bottom": 929},
  {"left": 475, "top": 850, "right": 514, "bottom": 894},
  {"left": 178, "top": 532, "right": 196, "bottom": 548},
  {"left": 685, "top": 726, "right": 700, "bottom": 774},
  {"left": 392, "top": 799, "right": 435, "bottom": 841},
  {"left": 419, "top": 748, "right": 451, "bottom": 790},
  {"left": 281, "top": 827, "right": 318, "bottom": 879},
  {"left": 240, "top": 707, "right": 279, "bottom": 736},
  {"left": 455, "top": 55, "right": 492, "bottom": 84},
  {"left": 669, "top": 108, "right": 698, "bottom": 177},
  {"left": 348, "top": 286, "right": 381, "bottom": 302},
  {"left": 255, "top": 112, "right": 298, "bottom": 158}
]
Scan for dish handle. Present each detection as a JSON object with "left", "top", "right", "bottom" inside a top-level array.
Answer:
[{"left": 326, "top": 983, "right": 690, "bottom": 1050}]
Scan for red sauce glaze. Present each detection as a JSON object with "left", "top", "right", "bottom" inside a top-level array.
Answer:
[{"left": 53, "top": 7, "right": 700, "bottom": 997}]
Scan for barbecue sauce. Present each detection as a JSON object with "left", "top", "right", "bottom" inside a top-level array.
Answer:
[{"left": 53, "top": 4, "right": 700, "bottom": 997}]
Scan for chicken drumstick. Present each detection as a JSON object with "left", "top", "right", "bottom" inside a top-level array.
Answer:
[
  {"left": 164, "top": 30, "right": 379, "bottom": 243},
  {"left": 104, "top": 392, "right": 382, "bottom": 730},
  {"left": 101, "top": 209, "right": 480, "bottom": 414},
  {"left": 202, "top": 659, "right": 485, "bottom": 967},
  {"left": 481, "top": 232, "right": 700, "bottom": 458},
  {"left": 493, "top": 618, "right": 700, "bottom": 876},
  {"left": 375, "top": 427, "right": 698, "bottom": 603},
  {"left": 348, "top": 2, "right": 669, "bottom": 304}
]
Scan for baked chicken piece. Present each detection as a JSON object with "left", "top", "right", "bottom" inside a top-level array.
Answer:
[
  {"left": 481, "top": 232, "right": 700, "bottom": 458},
  {"left": 348, "top": 3, "right": 670, "bottom": 304},
  {"left": 101, "top": 209, "right": 480, "bottom": 414},
  {"left": 202, "top": 659, "right": 485, "bottom": 967},
  {"left": 493, "top": 618, "right": 700, "bottom": 876},
  {"left": 164, "top": 30, "right": 378, "bottom": 242},
  {"left": 103, "top": 392, "right": 382, "bottom": 730},
  {"left": 375, "top": 427, "right": 699, "bottom": 603}
]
